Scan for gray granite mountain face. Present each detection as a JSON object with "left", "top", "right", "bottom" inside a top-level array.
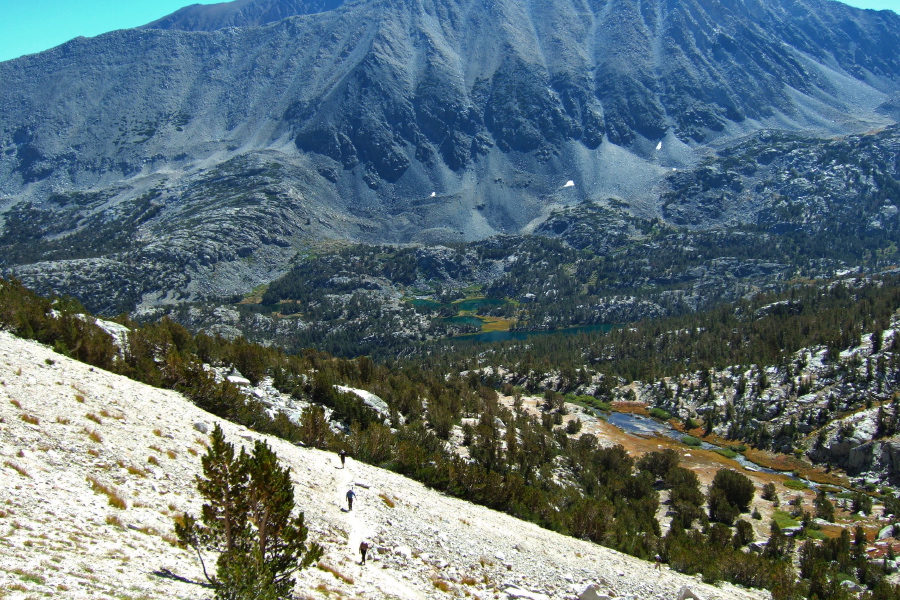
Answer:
[{"left": 0, "top": 0, "right": 899, "bottom": 311}]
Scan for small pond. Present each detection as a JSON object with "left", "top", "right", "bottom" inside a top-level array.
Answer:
[
  {"left": 442, "top": 315, "right": 486, "bottom": 328},
  {"left": 466, "top": 323, "right": 617, "bottom": 343},
  {"left": 453, "top": 297, "right": 507, "bottom": 312}
]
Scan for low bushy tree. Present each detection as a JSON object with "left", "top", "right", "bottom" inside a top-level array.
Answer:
[
  {"left": 709, "top": 468, "right": 755, "bottom": 514},
  {"left": 177, "top": 424, "right": 323, "bottom": 599}
]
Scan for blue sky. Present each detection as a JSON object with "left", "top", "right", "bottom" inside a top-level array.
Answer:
[{"left": 0, "top": 0, "right": 897, "bottom": 63}]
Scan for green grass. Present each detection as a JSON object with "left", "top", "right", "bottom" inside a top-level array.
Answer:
[
  {"left": 682, "top": 435, "right": 702, "bottom": 447},
  {"left": 649, "top": 407, "right": 672, "bottom": 421},
  {"left": 12, "top": 568, "right": 46, "bottom": 585},
  {"left": 773, "top": 510, "right": 800, "bottom": 529},
  {"left": 571, "top": 395, "right": 612, "bottom": 412},
  {"left": 783, "top": 479, "right": 809, "bottom": 490},
  {"left": 713, "top": 447, "right": 738, "bottom": 459}
]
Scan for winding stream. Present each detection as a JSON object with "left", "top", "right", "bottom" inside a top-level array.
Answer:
[{"left": 603, "top": 411, "right": 817, "bottom": 486}]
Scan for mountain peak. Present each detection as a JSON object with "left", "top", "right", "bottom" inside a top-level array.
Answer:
[{"left": 142, "top": 0, "right": 346, "bottom": 31}]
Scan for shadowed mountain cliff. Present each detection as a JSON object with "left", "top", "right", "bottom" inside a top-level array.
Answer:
[{"left": 1, "top": 0, "right": 899, "bottom": 311}]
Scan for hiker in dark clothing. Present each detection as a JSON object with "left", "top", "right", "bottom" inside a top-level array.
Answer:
[
  {"left": 359, "top": 540, "right": 370, "bottom": 564},
  {"left": 339, "top": 449, "right": 347, "bottom": 468},
  {"left": 346, "top": 488, "right": 356, "bottom": 511}
]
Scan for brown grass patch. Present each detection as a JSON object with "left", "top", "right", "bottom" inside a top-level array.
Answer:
[
  {"left": 432, "top": 578, "right": 452, "bottom": 592},
  {"left": 127, "top": 465, "right": 148, "bottom": 478},
  {"left": 743, "top": 448, "right": 845, "bottom": 486},
  {"left": 87, "top": 476, "right": 127, "bottom": 509},
  {"left": 74, "top": 394, "right": 85, "bottom": 403},
  {"left": 147, "top": 456, "right": 160, "bottom": 466},
  {"left": 83, "top": 427, "right": 102, "bottom": 443},
  {"left": 19, "top": 413, "right": 39, "bottom": 425},
  {"left": 105, "top": 514, "right": 124, "bottom": 528},
  {"left": 9, "top": 399, "right": 21, "bottom": 408},
  {"left": 56, "top": 416, "right": 71, "bottom": 425},
  {"left": 4, "top": 461, "right": 30, "bottom": 478},
  {"left": 166, "top": 449, "right": 178, "bottom": 460},
  {"left": 610, "top": 402, "right": 650, "bottom": 415},
  {"left": 379, "top": 493, "right": 396, "bottom": 508},
  {"left": 318, "top": 562, "right": 354, "bottom": 585},
  {"left": 85, "top": 413, "right": 102, "bottom": 424},
  {"left": 480, "top": 317, "right": 514, "bottom": 332}
]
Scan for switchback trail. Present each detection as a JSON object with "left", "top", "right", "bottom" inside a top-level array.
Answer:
[{"left": 336, "top": 457, "right": 425, "bottom": 599}]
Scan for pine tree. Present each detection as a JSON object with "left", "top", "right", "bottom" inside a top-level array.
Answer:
[{"left": 176, "top": 424, "right": 323, "bottom": 599}]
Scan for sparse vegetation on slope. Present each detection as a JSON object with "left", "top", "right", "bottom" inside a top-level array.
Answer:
[{"left": 7, "top": 278, "right": 900, "bottom": 597}]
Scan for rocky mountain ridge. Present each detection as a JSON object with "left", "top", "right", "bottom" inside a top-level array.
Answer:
[{"left": 1, "top": 0, "right": 900, "bottom": 313}]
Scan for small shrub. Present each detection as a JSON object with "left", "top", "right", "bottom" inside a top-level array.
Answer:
[
  {"left": 74, "top": 394, "right": 85, "bottom": 403},
  {"left": 147, "top": 456, "right": 160, "bottom": 466},
  {"left": 166, "top": 449, "right": 178, "bottom": 460},
  {"left": 432, "top": 578, "right": 451, "bottom": 592},
  {"left": 84, "top": 428, "right": 102, "bottom": 443},
  {"left": 44, "top": 358, "right": 54, "bottom": 366},
  {"left": 87, "top": 448, "right": 100, "bottom": 457},
  {"left": 187, "top": 447, "right": 198, "bottom": 456},
  {"left": 153, "top": 428, "right": 163, "bottom": 437},
  {"left": 86, "top": 413, "right": 102, "bottom": 424},
  {"left": 379, "top": 493, "right": 396, "bottom": 508},
  {"left": 9, "top": 399, "right": 21, "bottom": 408},
  {"left": 19, "top": 413, "right": 39, "bottom": 425},
  {"left": 56, "top": 416, "right": 71, "bottom": 425}
]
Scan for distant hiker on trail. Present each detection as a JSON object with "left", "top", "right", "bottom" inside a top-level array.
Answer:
[
  {"left": 359, "top": 540, "right": 370, "bottom": 564},
  {"left": 655, "top": 554, "right": 662, "bottom": 571},
  {"left": 346, "top": 487, "right": 356, "bottom": 511},
  {"left": 339, "top": 449, "right": 347, "bottom": 468}
]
